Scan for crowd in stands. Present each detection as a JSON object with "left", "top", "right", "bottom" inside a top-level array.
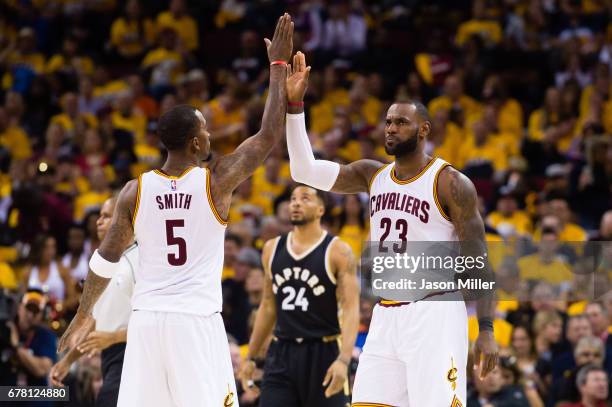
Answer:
[{"left": 0, "top": 0, "right": 611, "bottom": 406}]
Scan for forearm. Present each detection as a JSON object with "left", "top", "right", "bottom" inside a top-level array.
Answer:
[
  {"left": 258, "top": 66, "right": 287, "bottom": 144},
  {"left": 75, "top": 270, "right": 110, "bottom": 316},
  {"left": 286, "top": 112, "right": 340, "bottom": 190},
  {"left": 60, "top": 346, "right": 84, "bottom": 366},
  {"left": 15, "top": 349, "right": 51, "bottom": 378},
  {"left": 338, "top": 303, "right": 359, "bottom": 361},
  {"left": 246, "top": 302, "right": 276, "bottom": 360}
]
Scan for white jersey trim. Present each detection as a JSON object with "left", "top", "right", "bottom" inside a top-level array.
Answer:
[
  {"left": 286, "top": 230, "right": 328, "bottom": 261},
  {"left": 324, "top": 236, "right": 339, "bottom": 285}
]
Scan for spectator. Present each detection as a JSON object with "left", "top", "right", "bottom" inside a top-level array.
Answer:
[
  {"left": 109, "top": 0, "right": 156, "bottom": 62},
  {"left": 1, "top": 27, "right": 45, "bottom": 94},
  {"left": 156, "top": 0, "right": 199, "bottom": 52},
  {"left": 7, "top": 289, "right": 57, "bottom": 392},
  {"left": 320, "top": 0, "right": 367, "bottom": 61},
  {"left": 558, "top": 364, "right": 609, "bottom": 407},
  {"left": 74, "top": 128, "right": 108, "bottom": 175},
  {"left": 0, "top": 106, "right": 31, "bottom": 162},
  {"left": 557, "top": 338, "right": 607, "bottom": 405},
  {"left": 456, "top": 0, "right": 502, "bottom": 48},
  {"left": 223, "top": 247, "right": 261, "bottom": 344},
  {"left": 73, "top": 167, "right": 111, "bottom": 223},
  {"left": 335, "top": 194, "right": 367, "bottom": 257},
  {"left": 22, "top": 235, "right": 77, "bottom": 309},
  {"left": 141, "top": 26, "right": 185, "bottom": 95},
  {"left": 61, "top": 224, "right": 88, "bottom": 282},
  {"left": 486, "top": 190, "right": 532, "bottom": 238},
  {"left": 201, "top": 81, "right": 249, "bottom": 155},
  {"left": 518, "top": 225, "right": 574, "bottom": 286},
  {"left": 467, "top": 365, "right": 530, "bottom": 406},
  {"left": 533, "top": 310, "right": 563, "bottom": 359},
  {"left": 538, "top": 196, "right": 588, "bottom": 242}
]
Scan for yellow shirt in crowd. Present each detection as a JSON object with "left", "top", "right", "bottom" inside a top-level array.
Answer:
[
  {"left": 205, "top": 98, "right": 245, "bottom": 155},
  {"left": 111, "top": 111, "right": 147, "bottom": 143},
  {"left": 110, "top": 17, "right": 156, "bottom": 57},
  {"left": 517, "top": 254, "right": 574, "bottom": 285},
  {"left": 428, "top": 95, "right": 482, "bottom": 124},
  {"left": 156, "top": 12, "right": 198, "bottom": 51},
  {"left": 457, "top": 135, "right": 508, "bottom": 171},
  {"left": 455, "top": 19, "right": 503, "bottom": 46},
  {"left": 486, "top": 210, "right": 533, "bottom": 236},
  {"left": 46, "top": 54, "right": 94, "bottom": 76},
  {"left": 0, "top": 125, "right": 32, "bottom": 160},
  {"left": 74, "top": 190, "right": 111, "bottom": 222}
]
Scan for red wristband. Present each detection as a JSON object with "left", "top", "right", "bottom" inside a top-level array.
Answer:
[
  {"left": 270, "top": 60, "right": 287, "bottom": 66},
  {"left": 288, "top": 101, "right": 304, "bottom": 107}
]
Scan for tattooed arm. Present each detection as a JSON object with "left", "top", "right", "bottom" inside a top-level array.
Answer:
[
  {"left": 208, "top": 14, "right": 293, "bottom": 219},
  {"left": 438, "top": 166, "right": 498, "bottom": 378},
  {"left": 58, "top": 180, "right": 137, "bottom": 352}
]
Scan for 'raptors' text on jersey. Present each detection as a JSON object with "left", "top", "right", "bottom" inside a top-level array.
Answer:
[
  {"left": 369, "top": 158, "right": 457, "bottom": 242},
  {"left": 132, "top": 166, "right": 227, "bottom": 316},
  {"left": 269, "top": 232, "right": 340, "bottom": 339}
]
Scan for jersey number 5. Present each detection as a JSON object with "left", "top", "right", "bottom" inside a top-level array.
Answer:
[{"left": 166, "top": 219, "right": 187, "bottom": 266}]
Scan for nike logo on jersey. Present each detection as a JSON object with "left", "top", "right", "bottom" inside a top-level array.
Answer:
[
  {"left": 370, "top": 192, "right": 430, "bottom": 223},
  {"left": 272, "top": 267, "right": 326, "bottom": 296},
  {"left": 155, "top": 193, "right": 193, "bottom": 210}
]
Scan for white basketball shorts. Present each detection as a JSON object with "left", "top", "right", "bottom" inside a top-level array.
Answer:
[
  {"left": 352, "top": 297, "right": 468, "bottom": 407},
  {"left": 117, "top": 310, "right": 238, "bottom": 407}
]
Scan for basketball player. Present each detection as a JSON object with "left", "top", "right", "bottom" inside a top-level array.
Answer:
[
  {"left": 240, "top": 185, "right": 359, "bottom": 406},
  {"left": 58, "top": 14, "right": 294, "bottom": 406},
  {"left": 50, "top": 196, "right": 137, "bottom": 407},
  {"left": 284, "top": 53, "right": 498, "bottom": 406}
]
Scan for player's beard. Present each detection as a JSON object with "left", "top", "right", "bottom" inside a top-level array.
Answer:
[
  {"left": 385, "top": 129, "right": 419, "bottom": 158},
  {"left": 290, "top": 214, "right": 315, "bottom": 226}
]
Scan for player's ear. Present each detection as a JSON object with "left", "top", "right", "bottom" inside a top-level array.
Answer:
[
  {"left": 191, "top": 136, "right": 200, "bottom": 152},
  {"left": 420, "top": 121, "right": 431, "bottom": 139}
]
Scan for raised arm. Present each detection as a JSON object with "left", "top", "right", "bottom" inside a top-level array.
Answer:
[
  {"left": 209, "top": 14, "right": 293, "bottom": 199},
  {"left": 437, "top": 166, "right": 498, "bottom": 378},
  {"left": 285, "top": 52, "right": 383, "bottom": 194},
  {"left": 58, "top": 180, "right": 137, "bottom": 352}
]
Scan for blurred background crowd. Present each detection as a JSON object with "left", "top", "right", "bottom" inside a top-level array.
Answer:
[{"left": 0, "top": 0, "right": 611, "bottom": 406}]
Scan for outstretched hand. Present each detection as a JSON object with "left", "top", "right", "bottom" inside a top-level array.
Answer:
[
  {"left": 264, "top": 13, "right": 294, "bottom": 64},
  {"left": 286, "top": 51, "right": 311, "bottom": 103}
]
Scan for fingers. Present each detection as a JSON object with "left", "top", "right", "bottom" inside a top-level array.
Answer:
[
  {"left": 264, "top": 38, "right": 271, "bottom": 49},
  {"left": 325, "top": 375, "right": 342, "bottom": 398},
  {"left": 472, "top": 346, "right": 481, "bottom": 371},
  {"left": 322, "top": 368, "right": 332, "bottom": 387},
  {"left": 273, "top": 15, "right": 282, "bottom": 41},
  {"left": 293, "top": 53, "right": 299, "bottom": 74}
]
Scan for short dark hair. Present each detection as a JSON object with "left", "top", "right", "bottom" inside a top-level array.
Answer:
[
  {"left": 393, "top": 100, "right": 430, "bottom": 122},
  {"left": 293, "top": 184, "right": 329, "bottom": 211},
  {"left": 158, "top": 105, "right": 200, "bottom": 151}
]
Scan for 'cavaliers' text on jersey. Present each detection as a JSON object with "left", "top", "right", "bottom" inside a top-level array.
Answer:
[{"left": 369, "top": 158, "right": 457, "bottom": 242}]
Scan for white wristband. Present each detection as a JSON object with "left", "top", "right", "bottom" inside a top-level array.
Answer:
[{"left": 89, "top": 249, "right": 117, "bottom": 278}]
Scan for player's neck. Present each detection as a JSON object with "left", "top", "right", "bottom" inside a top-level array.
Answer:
[
  {"left": 393, "top": 151, "right": 431, "bottom": 180},
  {"left": 292, "top": 222, "right": 325, "bottom": 247},
  {"left": 161, "top": 154, "right": 200, "bottom": 176}
]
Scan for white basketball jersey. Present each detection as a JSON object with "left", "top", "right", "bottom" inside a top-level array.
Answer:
[
  {"left": 132, "top": 166, "right": 227, "bottom": 316},
  {"left": 369, "top": 158, "right": 457, "bottom": 242}
]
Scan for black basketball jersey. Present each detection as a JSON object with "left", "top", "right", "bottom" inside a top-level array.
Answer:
[{"left": 270, "top": 232, "right": 340, "bottom": 339}]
